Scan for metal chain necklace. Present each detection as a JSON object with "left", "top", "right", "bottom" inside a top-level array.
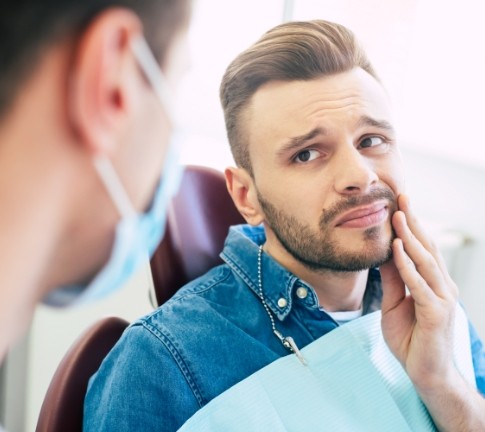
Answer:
[{"left": 257, "top": 245, "right": 307, "bottom": 365}]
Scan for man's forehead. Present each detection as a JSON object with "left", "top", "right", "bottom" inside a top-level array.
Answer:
[
  {"left": 252, "top": 69, "right": 387, "bottom": 113},
  {"left": 245, "top": 68, "right": 392, "bottom": 144}
]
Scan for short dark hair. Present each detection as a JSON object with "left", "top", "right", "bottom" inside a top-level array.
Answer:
[
  {"left": 220, "top": 20, "right": 379, "bottom": 175},
  {"left": 0, "top": 0, "right": 190, "bottom": 117}
]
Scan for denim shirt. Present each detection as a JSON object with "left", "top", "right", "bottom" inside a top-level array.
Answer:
[{"left": 84, "top": 224, "right": 485, "bottom": 432}]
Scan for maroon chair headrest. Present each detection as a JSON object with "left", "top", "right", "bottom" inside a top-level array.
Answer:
[{"left": 150, "top": 165, "right": 245, "bottom": 306}]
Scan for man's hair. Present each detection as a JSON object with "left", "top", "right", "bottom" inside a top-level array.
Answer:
[
  {"left": 220, "top": 20, "right": 379, "bottom": 175},
  {"left": 0, "top": 0, "right": 190, "bottom": 117}
]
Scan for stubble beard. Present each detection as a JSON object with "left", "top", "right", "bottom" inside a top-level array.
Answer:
[{"left": 257, "top": 188, "right": 397, "bottom": 273}]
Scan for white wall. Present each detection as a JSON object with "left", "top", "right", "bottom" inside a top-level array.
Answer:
[{"left": 402, "top": 147, "right": 485, "bottom": 340}]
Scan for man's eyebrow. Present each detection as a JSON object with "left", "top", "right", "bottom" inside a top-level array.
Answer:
[
  {"left": 357, "top": 115, "right": 395, "bottom": 133},
  {"left": 277, "top": 127, "right": 327, "bottom": 157}
]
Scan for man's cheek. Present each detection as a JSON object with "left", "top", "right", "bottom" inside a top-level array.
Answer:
[{"left": 381, "top": 160, "right": 405, "bottom": 199}]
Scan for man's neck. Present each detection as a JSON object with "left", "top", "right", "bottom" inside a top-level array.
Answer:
[
  {"left": 0, "top": 120, "right": 63, "bottom": 357},
  {"left": 303, "top": 269, "right": 369, "bottom": 312},
  {"left": 0, "top": 69, "right": 89, "bottom": 356}
]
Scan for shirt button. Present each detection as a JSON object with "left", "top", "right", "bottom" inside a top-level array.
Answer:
[
  {"left": 277, "top": 298, "right": 288, "bottom": 308},
  {"left": 296, "top": 287, "right": 308, "bottom": 299}
]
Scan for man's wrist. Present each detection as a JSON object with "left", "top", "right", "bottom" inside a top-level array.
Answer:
[
  {"left": 412, "top": 363, "right": 460, "bottom": 399},
  {"left": 415, "top": 367, "right": 485, "bottom": 432}
]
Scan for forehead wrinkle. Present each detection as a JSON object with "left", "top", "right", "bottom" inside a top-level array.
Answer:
[
  {"left": 302, "top": 91, "right": 392, "bottom": 133},
  {"left": 301, "top": 92, "right": 365, "bottom": 119}
]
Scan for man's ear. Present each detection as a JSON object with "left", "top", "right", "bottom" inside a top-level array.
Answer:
[
  {"left": 225, "top": 167, "right": 265, "bottom": 226},
  {"left": 68, "top": 8, "right": 143, "bottom": 156}
]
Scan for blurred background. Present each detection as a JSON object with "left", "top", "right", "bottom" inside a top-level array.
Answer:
[{"left": 2, "top": 0, "right": 485, "bottom": 430}]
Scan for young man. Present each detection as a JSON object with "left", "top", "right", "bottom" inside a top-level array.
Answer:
[
  {"left": 84, "top": 20, "right": 485, "bottom": 431},
  {"left": 0, "top": 0, "right": 191, "bottom": 361}
]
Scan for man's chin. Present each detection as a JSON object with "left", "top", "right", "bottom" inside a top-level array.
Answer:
[{"left": 324, "top": 239, "right": 394, "bottom": 272}]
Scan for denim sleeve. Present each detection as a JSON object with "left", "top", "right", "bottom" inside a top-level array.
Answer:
[
  {"left": 83, "top": 323, "right": 201, "bottom": 431},
  {"left": 468, "top": 319, "right": 485, "bottom": 396}
]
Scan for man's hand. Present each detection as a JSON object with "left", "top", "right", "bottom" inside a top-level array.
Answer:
[
  {"left": 380, "top": 194, "right": 485, "bottom": 431},
  {"left": 380, "top": 194, "right": 458, "bottom": 389}
]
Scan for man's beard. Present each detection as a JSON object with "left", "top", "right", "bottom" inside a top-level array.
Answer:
[{"left": 257, "top": 188, "right": 397, "bottom": 273}]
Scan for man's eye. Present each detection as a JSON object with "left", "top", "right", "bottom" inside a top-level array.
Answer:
[
  {"left": 359, "top": 136, "right": 385, "bottom": 149},
  {"left": 294, "top": 149, "right": 319, "bottom": 163}
]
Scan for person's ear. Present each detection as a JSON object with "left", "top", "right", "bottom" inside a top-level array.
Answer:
[
  {"left": 67, "top": 8, "right": 143, "bottom": 156},
  {"left": 225, "top": 167, "right": 264, "bottom": 226}
]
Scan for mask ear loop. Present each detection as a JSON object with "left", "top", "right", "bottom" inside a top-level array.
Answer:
[
  {"left": 93, "top": 156, "right": 137, "bottom": 218},
  {"left": 93, "top": 36, "right": 175, "bottom": 220},
  {"left": 129, "top": 35, "right": 174, "bottom": 125}
]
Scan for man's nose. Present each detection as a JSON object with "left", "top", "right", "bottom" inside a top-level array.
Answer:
[{"left": 333, "top": 146, "right": 378, "bottom": 195}]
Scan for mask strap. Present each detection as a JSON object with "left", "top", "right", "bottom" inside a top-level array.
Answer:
[
  {"left": 93, "top": 156, "right": 136, "bottom": 218},
  {"left": 130, "top": 35, "right": 174, "bottom": 125},
  {"left": 94, "top": 35, "right": 176, "bottom": 219}
]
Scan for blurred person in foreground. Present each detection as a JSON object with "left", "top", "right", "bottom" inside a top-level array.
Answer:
[{"left": 0, "top": 0, "right": 192, "bottom": 364}]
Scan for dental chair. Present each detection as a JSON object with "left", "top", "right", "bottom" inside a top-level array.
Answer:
[
  {"left": 150, "top": 165, "right": 244, "bottom": 305},
  {"left": 35, "top": 317, "right": 129, "bottom": 432}
]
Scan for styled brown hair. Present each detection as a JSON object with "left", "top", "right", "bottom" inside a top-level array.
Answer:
[{"left": 220, "top": 20, "right": 379, "bottom": 175}]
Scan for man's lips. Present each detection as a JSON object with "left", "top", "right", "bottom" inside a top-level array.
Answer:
[{"left": 334, "top": 201, "right": 389, "bottom": 228}]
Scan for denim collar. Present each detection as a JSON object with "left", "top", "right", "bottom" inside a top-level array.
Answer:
[
  {"left": 220, "top": 224, "right": 308, "bottom": 321},
  {"left": 220, "top": 224, "right": 382, "bottom": 322}
]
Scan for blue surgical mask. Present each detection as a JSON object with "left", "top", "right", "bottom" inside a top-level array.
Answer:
[{"left": 43, "top": 36, "right": 183, "bottom": 307}]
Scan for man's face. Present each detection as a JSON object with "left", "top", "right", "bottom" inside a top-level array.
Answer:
[{"left": 246, "top": 68, "right": 404, "bottom": 272}]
